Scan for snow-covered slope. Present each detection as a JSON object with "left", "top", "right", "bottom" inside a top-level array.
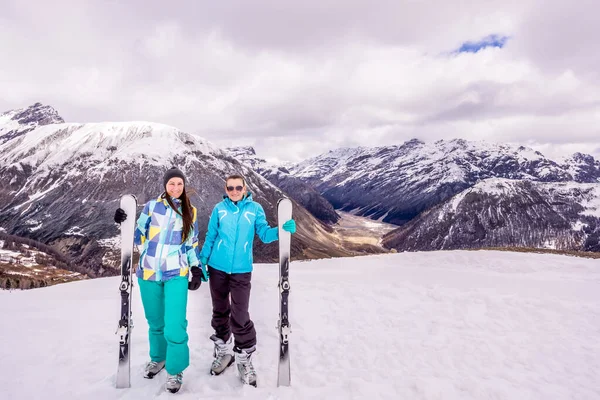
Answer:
[
  {"left": 0, "top": 251, "right": 598, "bottom": 399},
  {"left": 382, "top": 178, "right": 600, "bottom": 252},
  {"left": 561, "top": 152, "right": 600, "bottom": 183}
]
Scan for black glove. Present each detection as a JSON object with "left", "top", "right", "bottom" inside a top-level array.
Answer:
[
  {"left": 188, "top": 267, "right": 205, "bottom": 291},
  {"left": 114, "top": 208, "right": 127, "bottom": 224}
]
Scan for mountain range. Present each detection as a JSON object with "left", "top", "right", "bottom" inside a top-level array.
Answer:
[
  {"left": 230, "top": 140, "right": 600, "bottom": 253},
  {"left": 0, "top": 103, "right": 358, "bottom": 278},
  {"left": 1, "top": 102, "right": 599, "bottom": 281}
]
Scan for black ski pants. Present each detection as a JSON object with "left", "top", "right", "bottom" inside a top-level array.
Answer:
[{"left": 208, "top": 266, "right": 256, "bottom": 350}]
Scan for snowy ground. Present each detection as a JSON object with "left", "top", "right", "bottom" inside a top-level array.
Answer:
[{"left": 0, "top": 250, "right": 599, "bottom": 399}]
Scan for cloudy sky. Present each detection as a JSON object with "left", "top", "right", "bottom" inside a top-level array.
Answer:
[{"left": 1, "top": 0, "right": 599, "bottom": 163}]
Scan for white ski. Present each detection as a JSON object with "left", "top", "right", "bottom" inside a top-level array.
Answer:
[
  {"left": 276, "top": 197, "right": 292, "bottom": 387},
  {"left": 116, "top": 194, "right": 137, "bottom": 388}
]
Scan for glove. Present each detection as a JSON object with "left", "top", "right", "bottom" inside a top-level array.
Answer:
[
  {"left": 188, "top": 267, "right": 207, "bottom": 290},
  {"left": 200, "top": 259, "right": 210, "bottom": 280},
  {"left": 114, "top": 208, "right": 127, "bottom": 224},
  {"left": 282, "top": 219, "right": 296, "bottom": 234}
]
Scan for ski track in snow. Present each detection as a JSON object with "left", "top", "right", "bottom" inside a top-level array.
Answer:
[{"left": 0, "top": 250, "right": 599, "bottom": 400}]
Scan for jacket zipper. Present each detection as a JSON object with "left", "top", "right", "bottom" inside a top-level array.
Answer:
[
  {"left": 230, "top": 200, "right": 243, "bottom": 274},
  {"left": 157, "top": 205, "right": 174, "bottom": 273}
]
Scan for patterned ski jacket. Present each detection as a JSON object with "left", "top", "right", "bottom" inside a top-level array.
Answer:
[
  {"left": 199, "top": 193, "right": 278, "bottom": 274},
  {"left": 134, "top": 195, "right": 202, "bottom": 281}
]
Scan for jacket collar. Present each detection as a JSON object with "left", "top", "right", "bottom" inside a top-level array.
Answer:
[
  {"left": 158, "top": 193, "right": 182, "bottom": 207},
  {"left": 222, "top": 192, "right": 253, "bottom": 207}
]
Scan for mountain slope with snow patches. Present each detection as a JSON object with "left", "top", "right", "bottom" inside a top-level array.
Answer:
[
  {"left": 288, "top": 138, "right": 599, "bottom": 224},
  {"left": 382, "top": 178, "right": 600, "bottom": 252}
]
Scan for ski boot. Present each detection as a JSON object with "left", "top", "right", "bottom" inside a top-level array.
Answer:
[
  {"left": 166, "top": 372, "right": 183, "bottom": 393},
  {"left": 143, "top": 360, "right": 165, "bottom": 379},
  {"left": 234, "top": 345, "right": 257, "bottom": 387},
  {"left": 210, "top": 334, "right": 234, "bottom": 375}
]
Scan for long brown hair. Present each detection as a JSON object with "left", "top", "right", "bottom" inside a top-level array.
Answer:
[{"left": 164, "top": 188, "right": 194, "bottom": 244}]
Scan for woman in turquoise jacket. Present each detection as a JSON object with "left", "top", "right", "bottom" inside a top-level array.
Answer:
[{"left": 199, "top": 174, "right": 296, "bottom": 387}]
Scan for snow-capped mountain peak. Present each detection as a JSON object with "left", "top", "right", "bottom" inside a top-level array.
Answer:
[
  {"left": 227, "top": 145, "right": 257, "bottom": 157},
  {"left": 0, "top": 102, "right": 64, "bottom": 126},
  {"left": 1, "top": 121, "right": 223, "bottom": 175},
  {"left": 226, "top": 146, "right": 268, "bottom": 170},
  {"left": 0, "top": 102, "right": 64, "bottom": 145},
  {"left": 225, "top": 145, "right": 301, "bottom": 173},
  {"left": 561, "top": 152, "right": 600, "bottom": 183}
]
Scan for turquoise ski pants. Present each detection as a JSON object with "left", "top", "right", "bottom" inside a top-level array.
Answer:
[{"left": 138, "top": 276, "right": 189, "bottom": 375}]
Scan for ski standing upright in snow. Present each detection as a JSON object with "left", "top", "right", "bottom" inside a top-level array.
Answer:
[
  {"left": 115, "top": 194, "right": 137, "bottom": 388},
  {"left": 277, "top": 197, "right": 293, "bottom": 387}
]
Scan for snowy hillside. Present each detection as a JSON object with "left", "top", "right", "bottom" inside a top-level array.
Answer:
[
  {"left": 446, "top": 178, "right": 600, "bottom": 217},
  {"left": 561, "top": 152, "right": 600, "bottom": 183},
  {"left": 0, "top": 251, "right": 598, "bottom": 399},
  {"left": 382, "top": 178, "right": 600, "bottom": 252}
]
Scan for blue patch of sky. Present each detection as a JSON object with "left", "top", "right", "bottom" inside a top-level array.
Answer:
[{"left": 455, "top": 34, "right": 509, "bottom": 53}]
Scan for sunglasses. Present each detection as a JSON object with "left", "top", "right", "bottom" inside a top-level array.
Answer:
[{"left": 226, "top": 185, "right": 244, "bottom": 192}]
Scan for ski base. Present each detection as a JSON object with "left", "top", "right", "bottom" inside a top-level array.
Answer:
[{"left": 277, "top": 350, "right": 291, "bottom": 387}]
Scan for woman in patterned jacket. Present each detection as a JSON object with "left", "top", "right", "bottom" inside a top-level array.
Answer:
[{"left": 113, "top": 167, "right": 207, "bottom": 393}]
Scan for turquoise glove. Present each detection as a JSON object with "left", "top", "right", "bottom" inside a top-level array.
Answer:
[
  {"left": 282, "top": 219, "right": 296, "bottom": 234},
  {"left": 199, "top": 257, "right": 209, "bottom": 280}
]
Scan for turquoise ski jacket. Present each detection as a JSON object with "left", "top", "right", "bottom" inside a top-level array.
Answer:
[{"left": 200, "top": 193, "right": 278, "bottom": 274}]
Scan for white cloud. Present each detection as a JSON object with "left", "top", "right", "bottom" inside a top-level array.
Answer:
[{"left": 0, "top": 0, "right": 599, "bottom": 163}]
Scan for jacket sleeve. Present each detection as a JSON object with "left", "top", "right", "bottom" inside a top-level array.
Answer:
[
  {"left": 185, "top": 207, "right": 200, "bottom": 268},
  {"left": 199, "top": 205, "right": 220, "bottom": 260},
  {"left": 134, "top": 201, "right": 152, "bottom": 246},
  {"left": 255, "top": 203, "right": 278, "bottom": 243}
]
